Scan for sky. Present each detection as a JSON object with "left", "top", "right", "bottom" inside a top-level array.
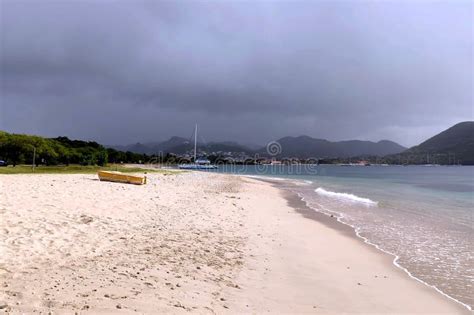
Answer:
[{"left": 0, "top": 0, "right": 472, "bottom": 147}]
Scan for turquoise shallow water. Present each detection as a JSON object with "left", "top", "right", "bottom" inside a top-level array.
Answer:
[{"left": 208, "top": 165, "right": 474, "bottom": 309}]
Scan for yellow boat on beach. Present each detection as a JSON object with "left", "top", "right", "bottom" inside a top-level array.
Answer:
[{"left": 97, "top": 171, "right": 147, "bottom": 185}]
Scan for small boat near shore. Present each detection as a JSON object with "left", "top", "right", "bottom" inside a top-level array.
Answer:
[{"left": 97, "top": 171, "right": 147, "bottom": 185}]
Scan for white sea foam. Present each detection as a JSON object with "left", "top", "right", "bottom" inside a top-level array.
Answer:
[
  {"left": 315, "top": 187, "right": 378, "bottom": 206},
  {"left": 242, "top": 175, "right": 288, "bottom": 181},
  {"left": 295, "top": 191, "right": 472, "bottom": 311},
  {"left": 242, "top": 175, "right": 313, "bottom": 186}
]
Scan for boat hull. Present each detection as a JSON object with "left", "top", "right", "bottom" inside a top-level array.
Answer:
[{"left": 97, "top": 171, "right": 146, "bottom": 185}]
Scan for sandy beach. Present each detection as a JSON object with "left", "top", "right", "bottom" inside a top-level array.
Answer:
[{"left": 0, "top": 172, "right": 469, "bottom": 314}]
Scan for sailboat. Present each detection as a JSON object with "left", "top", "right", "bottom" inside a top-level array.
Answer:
[{"left": 178, "top": 124, "right": 218, "bottom": 170}]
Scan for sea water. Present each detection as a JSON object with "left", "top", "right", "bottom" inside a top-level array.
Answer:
[{"left": 210, "top": 165, "right": 473, "bottom": 309}]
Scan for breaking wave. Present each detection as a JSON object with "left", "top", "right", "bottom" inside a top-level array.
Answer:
[{"left": 315, "top": 187, "right": 378, "bottom": 206}]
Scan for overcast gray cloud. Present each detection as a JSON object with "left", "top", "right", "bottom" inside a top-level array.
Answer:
[{"left": 0, "top": 0, "right": 472, "bottom": 147}]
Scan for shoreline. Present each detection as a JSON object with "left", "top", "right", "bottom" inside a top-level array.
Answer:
[
  {"left": 0, "top": 172, "right": 469, "bottom": 313},
  {"left": 255, "top": 176, "right": 472, "bottom": 312},
  {"left": 223, "top": 175, "right": 468, "bottom": 313}
]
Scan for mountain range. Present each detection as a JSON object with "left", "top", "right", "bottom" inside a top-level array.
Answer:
[
  {"left": 109, "top": 121, "right": 474, "bottom": 163},
  {"left": 257, "top": 137, "right": 406, "bottom": 158},
  {"left": 110, "top": 136, "right": 406, "bottom": 158},
  {"left": 111, "top": 137, "right": 251, "bottom": 155}
]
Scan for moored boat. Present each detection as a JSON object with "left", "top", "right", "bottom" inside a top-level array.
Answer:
[
  {"left": 97, "top": 171, "right": 147, "bottom": 185},
  {"left": 178, "top": 124, "right": 218, "bottom": 170}
]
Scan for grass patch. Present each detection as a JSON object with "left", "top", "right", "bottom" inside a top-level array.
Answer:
[{"left": 0, "top": 164, "right": 176, "bottom": 175}]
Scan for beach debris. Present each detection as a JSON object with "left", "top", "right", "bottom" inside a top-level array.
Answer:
[
  {"left": 116, "top": 304, "right": 122, "bottom": 309},
  {"left": 173, "top": 302, "right": 186, "bottom": 309},
  {"left": 79, "top": 215, "right": 93, "bottom": 224}
]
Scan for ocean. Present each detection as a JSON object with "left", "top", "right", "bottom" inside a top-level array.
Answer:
[{"left": 209, "top": 165, "right": 473, "bottom": 309}]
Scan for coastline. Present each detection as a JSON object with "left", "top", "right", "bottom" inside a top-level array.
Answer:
[
  {"left": 226, "top": 176, "right": 469, "bottom": 314},
  {"left": 248, "top": 176, "right": 472, "bottom": 312},
  {"left": 237, "top": 172, "right": 473, "bottom": 312},
  {"left": 0, "top": 172, "right": 469, "bottom": 313},
  {"left": 280, "top": 180, "right": 472, "bottom": 312}
]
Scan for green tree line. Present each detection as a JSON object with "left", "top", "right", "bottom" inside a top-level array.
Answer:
[{"left": 0, "top": 131, "right": 153, "bottom": 166}]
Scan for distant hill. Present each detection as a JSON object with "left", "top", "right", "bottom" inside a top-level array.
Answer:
[
  {"left": 258, "top": 136, "right": 406, "bottom": 158},
  {"left": 153, "top": 137, "right": 191, "bottom": 153},
  {"left": 111, "top": 143, "right": 151, "bottom": 154},
  {"left": 338, "top": 140, "right": 407, "bottom": 157},
  {"left": 110, "top": 137, "right": 252, "bottom": 155},
  {"left": 110, "top": 137, "right": 190, "bottom": 155},
  {"left": 394, "top": 121, "right": 474, "bottom": 165}
]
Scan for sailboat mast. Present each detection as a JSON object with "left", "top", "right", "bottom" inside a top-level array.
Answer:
[{"left": 194, "top": 124, "right": 197, "bottom": 162}]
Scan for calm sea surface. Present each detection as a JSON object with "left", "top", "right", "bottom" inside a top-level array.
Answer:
[{"left": 208, "top": 165, "right": 473, "bottom": 309}]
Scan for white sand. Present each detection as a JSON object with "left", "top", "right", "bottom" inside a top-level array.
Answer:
[{"left": 0, "top": 172, "right": 468, "bottom": 314}]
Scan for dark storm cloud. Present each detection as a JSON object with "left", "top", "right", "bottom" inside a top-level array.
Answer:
[{"left": 1, "top": 0, "right": 472, "bottom": 146}]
